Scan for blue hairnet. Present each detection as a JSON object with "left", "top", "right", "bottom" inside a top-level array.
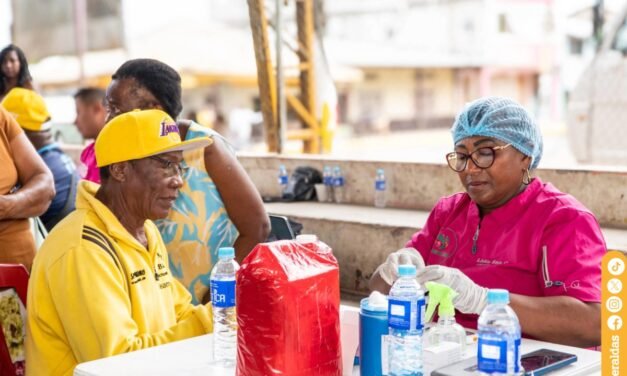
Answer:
[{"left": 451, "top": 97, "right": 543, "bottom": 169}]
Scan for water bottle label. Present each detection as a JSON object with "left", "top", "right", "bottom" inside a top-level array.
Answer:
[
  {"left": 375, "top": 180, "right": 386, "bottom": 191},
  {"left": 278, "top": 175, "right": 288, "bottom": 185},
  {"left": 388, "top": 299, "right": 412, "bottom": 330},
  {"left": 210, "top": 279, "right": 236, "bottom": 308},
  {"left": 477, "top": 338, "right": 507, "bottom": 373},
  {"left": 416, "top": 297, "right": 425, "bottom": 330},
  {"left": 324, "top": 176, "right": 333, "bottom": 185},
  {"left": 333, "top": 177, "right": 345, "bottom": 187}
]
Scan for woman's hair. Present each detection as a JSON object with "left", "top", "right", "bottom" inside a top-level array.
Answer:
[
  {"left": 0, "top": 44, "right": 32, "bottom": 94},
  {"left": 111, "top": 59, "right": 182, "bottom": 120}
]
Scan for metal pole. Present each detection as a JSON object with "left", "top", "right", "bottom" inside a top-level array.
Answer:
[
  {"left": 275, "top": 0, "right": 286, "bottom": 153},
  {"left": 72, "top": 0, "right": 88, "bottom": 86}
]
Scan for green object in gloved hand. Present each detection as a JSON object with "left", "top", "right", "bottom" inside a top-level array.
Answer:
[
  {"left": 417, "top": 265, "right": 488, "bottom": 314},
  {"left": 424, "top": 281, "right": 458, "bottom": 323}
]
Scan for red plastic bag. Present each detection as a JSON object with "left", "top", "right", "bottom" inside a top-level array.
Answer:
[{"left": 236, "top": 239, "right": 342, "bottom": 375}]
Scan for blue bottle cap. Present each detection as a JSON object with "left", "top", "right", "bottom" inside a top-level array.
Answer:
[
  {"left": 398, "top": 264, "right": 417, "bottom": 277},
  {"left": 376, "top": 168, "right": 384, "bottom": 174},
  {"left": 218, "top": 247, "right": 235, "bottom": 259},
  {"left": 487, "top": 289, "right": 510, "bottom": 304}
]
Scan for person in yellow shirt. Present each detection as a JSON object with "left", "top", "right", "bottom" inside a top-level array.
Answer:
[{"left": 25, "top": 109, "right": 214, "bottom": 375}]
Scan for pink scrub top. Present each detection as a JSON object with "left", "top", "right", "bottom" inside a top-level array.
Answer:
[
  {"left": 407, "top": 178, "right": 605, "bottom": 329},
  {"left": 79, "top": 141, "right": 100, "bottom": 184}
]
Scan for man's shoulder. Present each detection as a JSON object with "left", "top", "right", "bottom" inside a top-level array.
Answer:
[{"left": 38, "top": 211, "right": 113, "bottom": 266}]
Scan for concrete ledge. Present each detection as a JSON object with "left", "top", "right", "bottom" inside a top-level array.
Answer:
[
  {"left": 265, "top": 202, "right": 627, "bottom": 296},
  {"left": 242, "top": 154, "right": 627, "bottom": 229}
]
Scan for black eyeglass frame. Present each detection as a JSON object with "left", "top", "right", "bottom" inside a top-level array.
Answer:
[{"left": 445, "top": 143, "right": 512, "bottom": 172}]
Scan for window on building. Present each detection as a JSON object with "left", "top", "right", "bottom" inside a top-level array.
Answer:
[
  {"left": 568, "top": 37, "right": 584, "bottom": 55},
  {"left": 498, "top": 13, "right": 512, "bottom": 33},
  {"left": 612, "top": 20, "right": 627, "bottom": 54}
]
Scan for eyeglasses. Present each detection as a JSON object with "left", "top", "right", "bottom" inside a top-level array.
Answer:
[
  {"left": 147, "top": 155, "right": 189, "bottom": 177},
  {"left": 445, "top": 144, "right": 511, "bottom": 172}
]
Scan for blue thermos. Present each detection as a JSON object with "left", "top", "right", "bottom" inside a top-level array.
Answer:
[{"left": 359, "top": 294, "right": 389, "bottom": 376}]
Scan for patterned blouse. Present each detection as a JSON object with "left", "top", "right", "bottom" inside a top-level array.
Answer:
[{"left": 155, "top": 122, "right": 238, "bottom": 303}]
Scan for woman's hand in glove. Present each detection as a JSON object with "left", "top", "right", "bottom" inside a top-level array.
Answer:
[{"left": 416, "top": 265, "right": 488, "bottom": 314}]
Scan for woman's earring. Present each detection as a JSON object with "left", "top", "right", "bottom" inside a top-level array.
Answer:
[{"left": 522, "top": 169, "right": 531, "bottom": 185}]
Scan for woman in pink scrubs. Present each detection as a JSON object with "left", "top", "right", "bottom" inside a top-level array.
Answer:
[{"left": 371, "top": 97, "right": 603, "bottom": 348}]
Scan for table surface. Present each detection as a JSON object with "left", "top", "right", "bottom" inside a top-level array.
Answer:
[{"left": 74, "top": 306, "right": 601, "bottom": 376}]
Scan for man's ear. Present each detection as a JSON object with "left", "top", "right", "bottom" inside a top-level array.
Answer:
[{"left": 109, "top": 162, "right": 131, "bottom": 182}]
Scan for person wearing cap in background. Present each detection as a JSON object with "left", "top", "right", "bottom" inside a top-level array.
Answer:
[
  {"left": 2, "top": 88, "right": 79, "bottom": 231},
  {"left": 0, "top": 104, "right": 54, "bottom": 270},
  {"left": 73, "top": 87, "right": 107, "bottom": 184},
  {"left": 370, "top": 97, "right": 604, "bottom": 348},
  {"left": 26, "top": 109, "right": 214, "bottom": 375}
]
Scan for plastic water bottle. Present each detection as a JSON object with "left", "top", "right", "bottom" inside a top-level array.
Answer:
[
  {"left": 278, "top": 164, "right": 288, "bottom": 196},
  {"left": 477, "top": 289, "right": 522, "bottom": 375},
  {"left": 388, "top": 264, "right": 425, "bottom": 376},
  {"left": 332, "top": 166, "right": 345, "bottom": 204},
  {"left": 323, "top": 166, "right": 335, "bottom": 203},
  {"left": 374, "top": 168, "right": 386, "bottom": 208},
  {"left": 210, "top": 247, "right": 240, "bottom": 366}
]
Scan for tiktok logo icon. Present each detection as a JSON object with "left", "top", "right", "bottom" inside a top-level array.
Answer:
[{"left": 609, "top": 258, "right": 625, "bottom": 276}]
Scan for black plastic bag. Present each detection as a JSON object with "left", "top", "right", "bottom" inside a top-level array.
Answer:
[{"left": 282, "top": 166, "right": 322, "bottom": 201}]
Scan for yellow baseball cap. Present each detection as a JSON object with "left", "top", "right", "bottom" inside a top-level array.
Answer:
[
  {"left": 95, "top": 109, "right": 212, "bottom": 167},
  {"left": 1, "top": 88, "right": 51, "bottom": 131}
]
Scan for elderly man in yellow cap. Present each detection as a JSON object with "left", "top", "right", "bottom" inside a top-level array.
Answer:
[
  {"left": 1, "top": 87, "right": 79, "bottom": 231},
  {"left": 26, "top": 109, "right": 214, "bottom": 375}
]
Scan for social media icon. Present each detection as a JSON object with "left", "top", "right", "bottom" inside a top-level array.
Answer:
[
  {"left": 608, "top": 258, "right": 625, "bottom": 276},
  {"left": 608, "top": 278, "right": 623, "bottom": 294},
  {"left": 608, "top": 315, "right": 623, "bottom": 331},
  {"left": 606, "top": 296, "right": 622, "bottom": 313}
]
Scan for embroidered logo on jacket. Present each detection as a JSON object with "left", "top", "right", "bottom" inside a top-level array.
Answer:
[{"left": 430, "top": 227, "right": 457, "bottom": 258}]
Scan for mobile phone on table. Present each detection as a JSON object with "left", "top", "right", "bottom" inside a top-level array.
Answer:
[
  {"left": 521, "top": 348, "right": 577, "bottom": 375},
  {"left": 431, "top": 348, "right": 577, "bottom": 376}
]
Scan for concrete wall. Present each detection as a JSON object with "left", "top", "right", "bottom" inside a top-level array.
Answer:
[{"left": 240, "top": 153, "right": 627, "bottom": 229}]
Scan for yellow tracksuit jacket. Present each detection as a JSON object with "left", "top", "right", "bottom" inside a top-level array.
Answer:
[{"left": 25, "top": 181, "right": 213, "bottom": 375}]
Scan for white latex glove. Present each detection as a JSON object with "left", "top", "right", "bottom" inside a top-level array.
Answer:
[
  {"left": 375, "top": 247, "right": 426, "bottom": 286},
  {"left": 416, "top": 265, "right": 488, "bottom": 315}
]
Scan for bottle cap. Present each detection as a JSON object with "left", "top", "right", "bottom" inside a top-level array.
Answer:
[
  {"left": 487, "top": 289, "right": 510, "bottom": 304},
  {"left": 218, "top": 247, "right": 235, "bottom": 259},
  {"left": 398, "top": 264, "right": 417, "bottom": 277},
  {"left": 424, "top": 281, "right": 458, "bottom": 322},
  {"left": 296, "top": 234, "right": 318, "bottom": 243},
  {"left": 377, "top": 168, "right": 384, "bottom": 174}
]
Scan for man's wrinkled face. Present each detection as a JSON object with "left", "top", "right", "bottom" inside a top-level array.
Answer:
[{"left": 121, "top": 151, "right": 185, "bottom": 220}]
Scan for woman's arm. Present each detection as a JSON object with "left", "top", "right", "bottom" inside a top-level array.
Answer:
[
  {"left": 203, "top": 136, "right": 270, "bottom": 263},
  {"left": 510, "top": 294, "right": 600, "bottom": 347},
  {"left": 0, "top": 132, "right": 54, "bottom": 219}
]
